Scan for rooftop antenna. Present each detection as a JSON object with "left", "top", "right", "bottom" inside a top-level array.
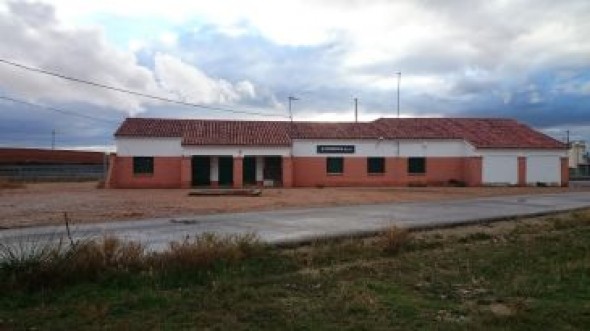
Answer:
[
  {"left": 396, "top": 72, "right": 401, "bottom": 118},
  {"left": 288, "top": 96, "right": 298, "bottom": 124},
  {"left": 354, "top": 97, "right": 358, "bottom": 123}
]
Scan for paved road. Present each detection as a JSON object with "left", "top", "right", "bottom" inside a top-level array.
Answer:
[{"left": 2, "top": 192, "right": 590, "bottom": 250}]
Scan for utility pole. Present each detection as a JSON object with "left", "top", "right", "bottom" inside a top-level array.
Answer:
[
  {"left": 288, "top": 96, "right": 298, "bottom": 123},
  {"left": 396, "top": 72, "right": 401, "bottom": 118},
  {"left": 51, "top": 129, "right": 56, "bottom": 150},
  {"left": 566, "top": 130, "right": 570, "bottom": 147},
  {"left": 354, "top": 98, "right": 358, "bottom": 123}
]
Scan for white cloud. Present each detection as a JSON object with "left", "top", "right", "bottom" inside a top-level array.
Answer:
[
  {"left": 154, "top": 53, "right": 257, "bottom": 105},
  {"left": 158, "top": 31, "right": 178, "bottom": 47},
  {"left": 0, "top": 1, "right": 160, "bottom": 114},
  {"left": 0, "top": 1, "right": 267, "bottom": 115}
]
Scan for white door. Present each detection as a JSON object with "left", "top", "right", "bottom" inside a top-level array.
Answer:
[
  {"left": 526, "top": 156, "right": 560, "bottom": 185},
  {"left": 483, "top": 156, "right": 518, "bottom": 185}
]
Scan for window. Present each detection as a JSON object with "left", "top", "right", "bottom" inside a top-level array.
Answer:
[
  {"left": 326, "top": 157, "right": 344, "bottom": 174},
  {"left": 367, "top": 157, "right": 385, "bottom": 174},
  {"left": 408, "top": 157, "right": 426, "bottom": 174},
  {"left": 133, "top": 156, "right": 154, "bottom": 175}
]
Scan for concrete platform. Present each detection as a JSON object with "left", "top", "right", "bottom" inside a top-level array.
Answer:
[
  {"left": 188, "top": 188, "right": 262, "bottom": 196},
  {"left": 2, "top": 192, "right": 590, "bottom": 251}
]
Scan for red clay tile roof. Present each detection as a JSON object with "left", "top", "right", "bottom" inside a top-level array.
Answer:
[
  {"left": 114, "top": 117, "right": 566, "bottom": 149},
  {"left": 291, "top": 122, "right": 381, "bottom": 139},
  {"left": 372, "top": 118, "right": 566, "bottom": 149},
  {"left": 181, "top": 120, "right": 291, "bottom": 146},
  {"left": 116, "top": 118, "right": 292, "bottom": 146}
]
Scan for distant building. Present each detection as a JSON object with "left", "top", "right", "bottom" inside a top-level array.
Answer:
[
  {"left": 106, "top": 117, "right": 569, "bottom": 188},
  {"left": 568, "top": 141, "right": 587, "bottom": 168},
  {"left": 568, "top": 141, "right": 589, "bottom": 177},
  {"left": 0, "top": 148, "right": 106, "bottom": 181}
]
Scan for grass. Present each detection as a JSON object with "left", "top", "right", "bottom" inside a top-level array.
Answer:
[{"left": 1, "top": 211, "right": 590, "bottom": 330}]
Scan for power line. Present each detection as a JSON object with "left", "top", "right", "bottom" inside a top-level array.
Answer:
[
  {"left": 0, "top": 95, "right": 119, "bottom": 124},
  {"left": 0, "top": 58, "right": 289, "bottom": 119}
]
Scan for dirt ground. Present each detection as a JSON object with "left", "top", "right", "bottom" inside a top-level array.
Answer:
[{"left": 0, "top": 182, "right": 588, "bottom": 228}]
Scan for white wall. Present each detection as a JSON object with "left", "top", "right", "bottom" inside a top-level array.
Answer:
[
  {"left": 477, "top": 149, "right": 567, "bottom": 157},
  {"left": 482, "top": 155, "right": 518, "bottom": 185},
  {"left": 116, "top": 138, "right": 291, "bottom": 157},
  {"left": 291, "top": 139, "right": 475, "bottom": 157},
  {"left": 116, "top": 137, "right": 183, "bottom": 157},
  {"left": 479, "top": 149, "right": 565, "bottom": 185},
  {"left": 182, "top": 146, "right": 291, "bottom": 157},
  {"left": 527, "top": 156, "right": 561, "bottom": 184}
]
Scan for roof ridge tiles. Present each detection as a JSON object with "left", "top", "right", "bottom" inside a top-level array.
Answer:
[{"left": 114, "top": 117, "right": 566, "bottom": 149}]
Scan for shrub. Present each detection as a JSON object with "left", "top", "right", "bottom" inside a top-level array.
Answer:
[
  {"left": 0, "top": 232, "right": 263, "bottom": 291},
  {"left": 379, "top": 226, "right": 411, "bottom": 254},
  {"left": 66, "top": 236, "right": 146, "bottom": 275},
  {"left": 152, "top": 232, "right": 263, "bottom": 270}
]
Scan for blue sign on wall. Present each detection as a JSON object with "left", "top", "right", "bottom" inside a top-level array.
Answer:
[{"left": 316, "top": 145, "right": 355, "bottom": 154}]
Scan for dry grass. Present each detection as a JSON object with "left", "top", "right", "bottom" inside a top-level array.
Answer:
[
  {"left": 0, "top": 232, "right": 263, "bottom": 291},
  {"left": 152, "top": 232, "right": 262, "bottom": 270},
  {"left": 69, "top": 236, "right": 146, "bottom": 273},
  {"left": 379, "top": 225, "right": 412, "bottom": 254}
]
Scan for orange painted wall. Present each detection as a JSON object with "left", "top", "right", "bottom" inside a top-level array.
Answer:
[
  {"left": 180, "top": 156, "right": 191, "bottom": 189},
  {"left": 282, "top": 157, "right": 294, "bottom": 188},
  {"left": 464, "top": 157, "right": 482, "bottom": 187},
  {"left": 518, "top": 157, "right": 526, "bottom": 186},
  {"left": 109, "top": 156, "right": 182, "bottom": 188},
  {"left": 561, "top": 157, "right": 569, "bottom": 187},
  {"left": 109, "top": 155, "right": 487, "bottom": 188},
  {"left": 233, "top": 157, "right": 243, "bottom": 188},
  {"left": 292, "top": 157, "right": 479, "bottom": 187}
]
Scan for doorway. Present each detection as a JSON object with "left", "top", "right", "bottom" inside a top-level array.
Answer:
[
  {"left": 191, "top": 156, "right": 210, "bottom": 187},
  {"left": 264, "top": 156, "right": 283, "bottom": 186},
  {"left": 243, "top": 156, "right": 257, "bottom": 186},
  {"left": 218, "top": 156, "right": 233, "bottom": 186}
]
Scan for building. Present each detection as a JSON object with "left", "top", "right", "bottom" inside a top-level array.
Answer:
[
  {"left": 568, "top": 141, "right": 589, "bottom": 177},
  {"left": 106, "top": 117, "right": 569, "bottom": 188},
  {"left": 568, "top": 141, "right": 586, "bottom": 168}
]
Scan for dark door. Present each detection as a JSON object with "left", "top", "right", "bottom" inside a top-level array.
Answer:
[
  {"left": 218, "top": 156, "right": 233, "bottom": 186},
  {"left": 192, "top": 156, "right": 211, "bottom": 187},
  {"left": 243, "top": 156, "right": 256, "bottom": 186},
  {"left": 264, "top": 156, "right": 283, "bottom": 185}
]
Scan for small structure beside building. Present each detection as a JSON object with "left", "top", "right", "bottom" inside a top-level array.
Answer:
[
  {"left": 569, "top": 141, "right": 590, "bottom": 178},
  {"left": 0, "top": 148, "right": 107, "bottom": 181},
  {"left": 106, "top": 117, "right": 569, "bottom": 188}
]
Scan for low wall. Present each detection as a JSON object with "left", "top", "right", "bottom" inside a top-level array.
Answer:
[{"left": 0, "top": 164, "right": 106, "bottom": 182}]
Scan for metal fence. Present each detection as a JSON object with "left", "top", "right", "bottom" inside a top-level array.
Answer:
[{"left": 0, "top": 164, "right": 106, "bottom": 181}]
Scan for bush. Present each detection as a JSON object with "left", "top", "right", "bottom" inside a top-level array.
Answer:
[
  {"left": 379, "top": 226, "right": 411, "bottom": 254},
  {"left": 152, "top": 232, "right": 263, "bottom": 270},
  {"left": 0, "top": 232, "right": 263, "bottom": 291}
]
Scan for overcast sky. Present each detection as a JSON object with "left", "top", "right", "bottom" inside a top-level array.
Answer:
[{"left": 1, "top": 0, "right": 589, "bottom": 150}]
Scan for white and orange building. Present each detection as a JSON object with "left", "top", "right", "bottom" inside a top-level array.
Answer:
[{"left": 106, "top": 117, "right": 569, "bottom": 188}]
